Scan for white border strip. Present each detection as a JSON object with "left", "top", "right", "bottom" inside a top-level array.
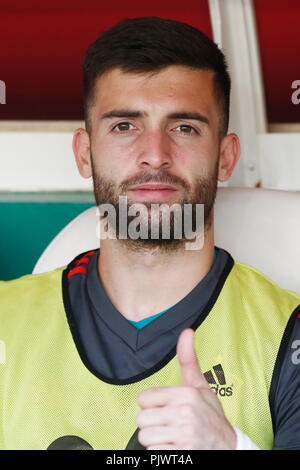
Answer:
[{"left": 208, "top": 0, "right": 267, "bottom": 187}]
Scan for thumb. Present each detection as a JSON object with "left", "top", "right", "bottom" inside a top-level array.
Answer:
[{"left": 176, "top": 328, "right": 208, "bottom": 389}]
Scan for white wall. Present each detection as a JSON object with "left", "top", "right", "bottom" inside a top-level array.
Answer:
[
  {"left": 1, "top": 127, "right": 300, "bottom": 192},
  {"left": 258, "top": 133, "right": 300, "bottom": 190},
  {"left": 0, "top": 128, "right": 92, "bottom": 191}
]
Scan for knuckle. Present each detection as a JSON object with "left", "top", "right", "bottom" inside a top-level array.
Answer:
[
  {"left": 184, "top": 386, "right": 199, "bottom": 402},
  {"left": 137, "top": 391, "right": 145, "bottom": 406},
  {"left": 138, "top": 428, "right": 148, "bottom": 446},
  {"left": 136, "top": 410, "right": 145, "bottom": 427},
  {"left": 180, "top": 404, "right": 195, "bottom": 420},
  {"left": 138, "top": 388, "right": 153, "bottom": 405},
  {"left": 137, "top": 408, "right": 154, "bottom": 427}
]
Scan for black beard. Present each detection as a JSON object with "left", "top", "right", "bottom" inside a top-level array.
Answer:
[{"left": 91, "top": 160, "right": 219, "bottom": 253}]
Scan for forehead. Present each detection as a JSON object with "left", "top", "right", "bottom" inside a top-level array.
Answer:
[{"left": 92, "top": 66, "right": 217, "bottom": 116}]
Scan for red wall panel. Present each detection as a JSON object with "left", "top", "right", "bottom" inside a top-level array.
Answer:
[
  {"left": 0, "top": 1, "right": 212, "bottom": 120},
  {"left": 254, "top": 0, "right": 300, "bottom": 123},
  {"left": 1, "top": 1, "right": 298, "bottom": 123}
]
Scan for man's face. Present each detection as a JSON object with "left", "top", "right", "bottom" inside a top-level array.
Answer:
[{"left": 87, "top": 65, "right": 222, "bottom": 250}]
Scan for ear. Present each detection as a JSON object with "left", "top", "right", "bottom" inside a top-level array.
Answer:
[
  {"left": 72, "top": 128, "right": 92, "bottom": 178},
  {"left": 218, "top": 133, "right": 240, "bottom": 182}
]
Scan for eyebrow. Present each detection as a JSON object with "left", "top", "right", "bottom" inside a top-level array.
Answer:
[{"left": 100, "top": 109, "right": 210, "bottom": 126}]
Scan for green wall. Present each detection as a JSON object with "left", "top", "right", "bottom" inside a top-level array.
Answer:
[{"left": 0, "top": 193, "right": 95, "bottom": 281}]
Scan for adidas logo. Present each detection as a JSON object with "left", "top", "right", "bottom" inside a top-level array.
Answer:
[{"left": 204, "top": 364, "right": 233, "bottom": 397}]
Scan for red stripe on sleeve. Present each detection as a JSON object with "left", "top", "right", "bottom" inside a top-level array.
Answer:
[
  {"left": 75, "top": 256, "right": 91, "bottom": 265},
  {"left": 67, "top": 266, "right": 88, "bottom": 278},
  {"left": 85, "top": 250, "right": 96, "bottom": 257}
]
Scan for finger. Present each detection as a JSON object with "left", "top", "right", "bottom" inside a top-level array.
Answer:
[
  {"left": 147, "top": 444, "right": 180, "bottom": 450},
  {"left": 138, "top": 386, "right": 195, "bottom": 409},
  {"left": 137, "top": 405, "right": 178, "bottom": 428},
  {"left": 138, "top": 426, "right": 180, "bottom": 447},
  {"left": 176, "top": 328, "right": 209, "bottom": 389}
]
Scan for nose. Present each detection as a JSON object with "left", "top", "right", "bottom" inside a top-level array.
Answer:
[{"left": 136, "top": 130, "right": 173, "bottom": 170}]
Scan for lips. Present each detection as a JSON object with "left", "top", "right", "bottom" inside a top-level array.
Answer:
[
  {"left": 130, "top": 183, "right": 177, "bottom": 191},
  {"left": 128, "top": 182, "right": 178, "bottom": 201}
]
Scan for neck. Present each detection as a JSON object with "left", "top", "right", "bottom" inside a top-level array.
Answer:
[{"left": 97, "top": 223, "right": 215, "bottom": 322}]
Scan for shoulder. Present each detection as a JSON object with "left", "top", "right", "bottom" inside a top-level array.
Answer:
[
  {"left": 270, "top": 302, "right": 300, "bottom": 449},
  {"left": 232, "top": 260, "right": 300, "bottom": 302},
  {"left": 228, "top": 260, "right": 300, "bottom": 325},
  {"left": 0, "top": 249, "right": 98, "bottom": 312},
  {"left": 0, "top": 265, "right": 66, "bottom": 289},
  {"left": 0, "top": 266, "right": 66, "bottom": 317}
]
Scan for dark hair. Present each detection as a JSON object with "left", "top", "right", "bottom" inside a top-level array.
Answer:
[{"left": 83, "top": 16, "right": 231, "bottom": 136}]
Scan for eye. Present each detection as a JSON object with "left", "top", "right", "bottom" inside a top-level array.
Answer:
[
  {"left": 174, "top": 124, "right": 198, "bottom": 135},
  {"left": 112, "top": 122, "right": 135, "bottom": 132}
]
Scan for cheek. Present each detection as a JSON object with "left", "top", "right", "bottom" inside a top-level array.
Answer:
[
  {"left": 181, "top": 149, "right": 219, "bottom": 183},
  {"left": 176, "top": 144, "right": 212, "bottom": 171},
  {"left": 91, "top": 138, "right": 138, "bottom": 185},
  {"left": 92, "top": 135, "right": 137, "bottom": 164}
]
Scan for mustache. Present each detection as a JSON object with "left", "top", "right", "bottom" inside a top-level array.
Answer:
[{"left": 119, "top": 170, "right": 190, "bottom": 192}]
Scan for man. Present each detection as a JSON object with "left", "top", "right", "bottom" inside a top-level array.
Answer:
[{"left": 0, "top": 17, "right": 300, "bottom": 450}]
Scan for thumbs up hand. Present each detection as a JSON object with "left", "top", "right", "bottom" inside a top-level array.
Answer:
[{"left": 136, "top": 328, "right": 236, "bottom": 450}]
